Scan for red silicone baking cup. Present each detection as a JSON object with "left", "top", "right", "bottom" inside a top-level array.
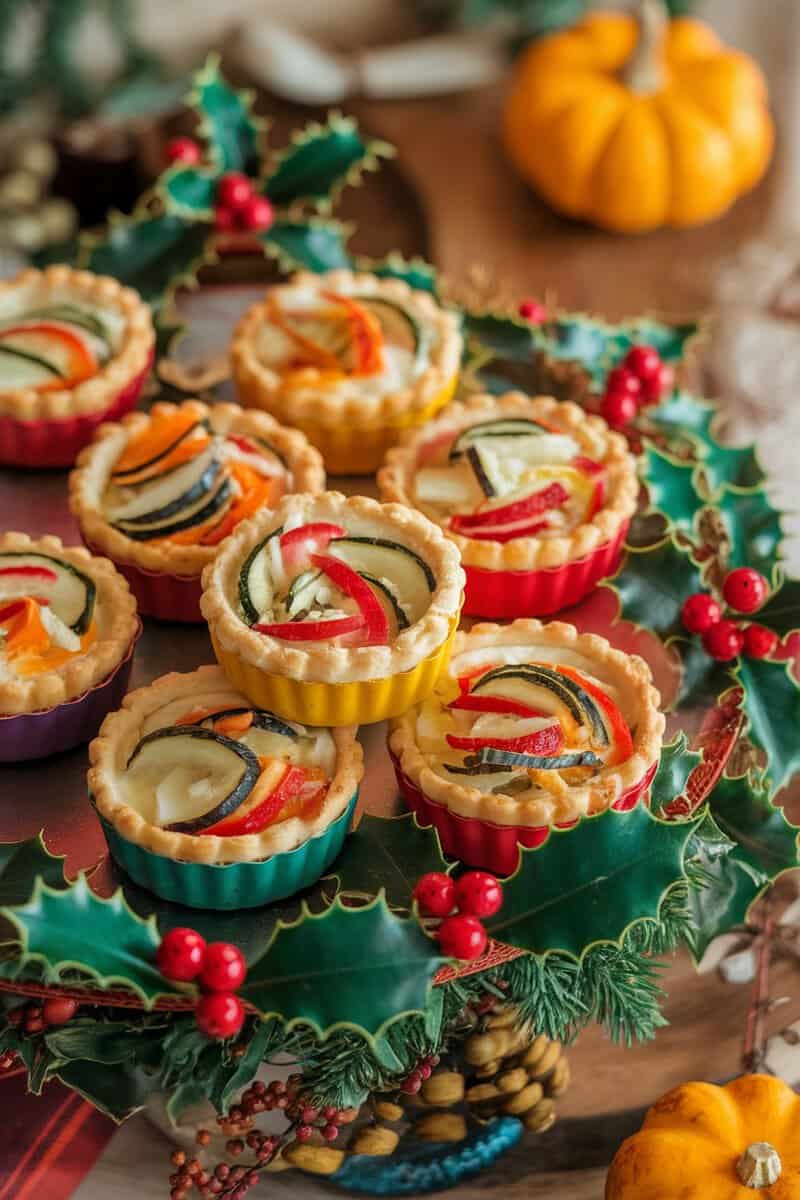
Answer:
[
  {"left": 0, "top": 356, "right": 152, "bottom": 469},
  {"left": 84, "top": 541, "right": 203, "bottom": 623},
  {"left": 461, "top": 521, "right": 629, "bottom": 619},
  {"left": 391, "top": 750, "right": 658, "bottom": 876}
]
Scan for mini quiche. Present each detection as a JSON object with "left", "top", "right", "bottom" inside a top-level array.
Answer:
[
  {"left": 389, "top": 620, "right": 664, "bottom": 875},
  {"left": 201, "top": 492, "right": 465, "bottom": 726},
  {"left": 0, "top": 266, "right": 154, "bottom": 467},
  {"left": 0, "top": 532, "right": 139, "bottom": 761},
  {"left": 89, "top": 665, "right": 363, "bottom": 909},
  {"left": 379, "top": 392, "right": 639, "bottom": 618},
  {"left": 70, "top": 399, "right": 325, "bottom": 622},
  {"left": 230, "top": 269, "right": 462, "bottom": 475}
]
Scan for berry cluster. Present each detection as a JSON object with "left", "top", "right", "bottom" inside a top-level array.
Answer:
[
  {"left": 164, "top": 138, "right": 274, "bottom": 235},
  {"left": 157, "top": 929, "right": 247, "bottom": 1040},
  {"left": 399, "top": 1053, "right": 441, "bottom": 1095},
  {"left": 681, "top": 567, "right": 776, "bottom": 662},
  {"left": 518, "top": 297, "right": 547, "bottom": 324},
  {"left": 600, "top": 344, "right": 674, "bottom": 430},
  {"left": 1, "top": 996, "right": 78, "bottom": 1073},
  {"left": 413, "top": 870, "right": 504, "bottom": 961}
]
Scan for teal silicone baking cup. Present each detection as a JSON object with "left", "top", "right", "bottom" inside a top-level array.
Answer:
[{"left": 97, "top": 791, "right": 358, "bottom": 911}]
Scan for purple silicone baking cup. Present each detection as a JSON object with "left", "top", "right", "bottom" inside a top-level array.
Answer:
[{"left": 0, "top": 622, "right": 141, "bottom": 763}]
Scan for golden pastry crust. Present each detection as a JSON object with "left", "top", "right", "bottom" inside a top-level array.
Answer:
[
  {"left": 230, "top": 269, "right": 462, "bottom": 429},
  {"left": 0, "top": 532, "right": 139, "bottom": 715},
  {"left": 88, "top": 665, "right": 364, "bottom": 864},
  {"left": 378, "top": 392, "right": 639, "bottom": 571},
  {"left": 389, "top": 619, "right": 665, "bottom": 828},
  {"left": 201, "top": 491, "right": 465, "bottom": 684},
  {"left": 69, "top": 399, "right": 326, "bottom": 578},
  {"left": 0, "top": 266, "right": 154, "bottom": 421}
]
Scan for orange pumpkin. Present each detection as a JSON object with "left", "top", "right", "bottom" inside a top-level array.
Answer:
[
  {"left": 503, "top": 0, "right": 774, "bottom": 233},
  {"left": 606, "top": 1074, "right": 800, "bottom": 1199}
]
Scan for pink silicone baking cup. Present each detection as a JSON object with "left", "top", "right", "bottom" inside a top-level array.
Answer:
[
  {"left": 0, "top": 356, "right": 152, "bottom": 469},
  {"left": 84, "top": 541, "right": 203, "bottom": 623},
  {"left": 461, "top": 521, "right": 629, "bottom": 619},
  {"left": 392, "top": 750, "right": 658, "bottom": 876}
]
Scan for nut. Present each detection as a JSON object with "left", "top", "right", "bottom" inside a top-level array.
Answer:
[
  {"left": 283, "top": 1144, "right": 346, "bottom": 1175},
  {"left": 465, "top": 1030, "right": 509, "bottom": 1066},
  {"left": 414, "top": 1112, "right": 468, "bottom": 1143},
  {"left": 475, "top": 1060, "right": 501, "bottom": 1079},
  {"left": 351, "top": 1126, "right": 400, "bottom": 1156},
  {"left": 420, "top": 1071, "right": 464, "bottom": 1107},
  {"left": 523, "top": 1097, "right": 557, "bottom": 1134},
  {"left": 520, "top": 1034, "right": 550, "bottom": 1070},
  {"left": 466, "top": 1083, "right": 500, "bottom": 1104},
  {"left": 375, "top": 1100, "right": 405, "bottom": 1122},
  {"left": 487, "top": 1006, "right": 518, "bottom": 1029},
  {"left": 496, "top": 1067, "right": 528, "bottom": 1094},
  {"left": 547, "top": 1056, "right": 571, "bottom": 1097},
  {"left": 529, "top": 1041, "right": 561, "bottom": 1080},
  {"left": 503, "top": 1081, "right": 544, "bottom": 1115}
]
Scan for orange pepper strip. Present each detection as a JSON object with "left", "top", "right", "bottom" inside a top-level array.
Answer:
[
  {"left": 201, "top": 466, "right": 283, "bottom": 547},
  {"left": 214, "top": 712, "right": 254, "bottom": 735},
  {"left": 321, "top": 292, "right": 384, "bottom": 376},
  {"left": 115, "top": 434, "right": 212, "bottom": 487},
  {"left": 1, "top": 598, "right": 50, "bottom": 658},
  {"left": 0, "top": 323, "right": 97, "bottom": 391},
  {"left": 267, "top": 295, "right": 342, "bottom": 371},
  {"left": 113, "top": 412, "right": 202, "bottom": 477},
  {"left": 174, "top": 705, "right": 232, "bottom": 725}
]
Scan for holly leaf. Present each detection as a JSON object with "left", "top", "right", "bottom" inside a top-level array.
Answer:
[
  {"left": 607, "top": 536, "right": 703, "bottom": 638},
  {"left": 57, "top": 1059, "right": 158, "bottom": 1123},
  {"left": 0, "top": 834, "right": 70, "bottom": 906},
  {"left": 324, "top": 813, "right": 450, "bottom": 907},
  {"left": 44, "top": 1020, "right": 168, "bottom": 1066},
  {"left": 750, "top": 574, "right": 800, "bottom": 640},
  {"left": 2, "top": 875, "right": 167, "bottom": 1004},
  {"left": 263, "top": 219, "right": 352, "bottom": 274},
  {"left": 265, "top": 115, "right": 391, "bottom": 209},
  {"left": 462, "top": 311, "right": 541, "bottom": 362},
  {"left": 189, "top": 55, "right": 263, "bottom": 175},
  {"left": 642, "top": 444, "right": 704, "bottom": 533},
  {"left": 672, "top": 637, "right": 736, "bottom": 711},
  {"left": 161, "top": 166, "right": 217, "bottom": 218},
  {"left": 83, "top": 213, "right": 212, "bottom": 314},
  {"left": 358, "top": 253, "right": 438, "bottom": 295},
  {"left": 687, "top": 780, "right": 799, "bottom": 957},
  {"left": 649, "top": 734, "right": 703, "bottom": 817},
  {"left": 241, "top": 895, "right": 444, "bottom": 1039},
  {"left": 485, "top": 805, "right": 698, "bottom": 958},
  {"left": 649, "top": 393, "right": 765, "bottom": 497},
  {"left": 716, "top": 486, "right": 785, "bottom": 578},
  {"left": 735, "top": 658, "right": 800, "bottom": 795},
  {"left": 538, "top": 315, "right": 696, "bottom": 389}
]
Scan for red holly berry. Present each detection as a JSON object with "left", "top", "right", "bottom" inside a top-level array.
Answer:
[
  {"left": 639, "top": 362, "right": 674, "bottom": 406},
  {"left": 157, "top": 928, "right": 207, "bottom": 982},
  {"left": 437, "top": 914, "right": 488, "bottom": 961},
  {"left": 681, "top": 592, "right": 722, "bottom": 636},
  {"left": 238, "top": 194, "right": 274, "bottom": 233},
  {"left": 623, "top": 344, "right": 662, "bottom": 382},
  {"left": 722, "top": 567, "right": 769, "bottom": 614},
  {"left": 214, "top": 206, "right": 236, "bottom": 234},
  {"left": 200, "top": 943, "right": 247, "bottom": 992},
  {"left": 401, "top": 1071, "right": 423, "bottom": 1094},
  {"left": 42, "top": 997, "right": 78, "bottom": 1027},
  {"left": 742, "top": 623, "right": 778, "bottom": 659},
  {"left": 606, "top": 366, "right": 642, "bottom": 400},
  {"left": 322, "top": 1124, "right": 339, "bottom": 1141},
  {"left": 165, "top": 137, "right": 201, "bottom": 166},
  {"left": 419, "top": 1062, "right": 432, "bottom": 1080},
  {"left": 217, "top": 172, "right": 253, "bottom": 211},
  {"left": 413, "top": 872, "right": 456, "bottom": 918},
  {"left": 295, "top": 1124, "right": 313, "bottom": 1142},
  {"left": 196, "top": 992, "right": 245, "bottom": 1039},
  {"left": 454, "top": 871, "right": 503, "bottom": 919},
  {"left": 702, "top": 618, "right": 745, "bottom": 662},
  {"left": 600, "top": 390, "right": 638, "bottom": 430},
  {"left": 518, "top": 298, "right": 547, "bottom": 323}
]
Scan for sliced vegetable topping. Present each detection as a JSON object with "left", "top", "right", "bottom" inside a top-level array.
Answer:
[
  {"left": 449, "top": 418, "right": 553, "bottom": 460},
  {"left": 0, "top": 322, "right": 97, "bottom": 390},
  {"left": 280, "top": 523, "right": 346, "bottom": 568},
  {"left": 0, "top": 552, "right": 95, "bottom": 633},
  {"left": 253, "top": 613, "right": 366, "bottom": 641},
  {"left": 311, "top": 553, "right": 390, "bottom": 646},
  {"left": 445, "top": 748, "right": 603, "bottom": 774},
  {"left": 555, "top": 664, "right": 633, "bottom": 765},
  {"left": 451, "top": 481, "right": 569, "bottom": 531},
  {"left": 446, "top": 723, "right": 563, "bottom": 755}
]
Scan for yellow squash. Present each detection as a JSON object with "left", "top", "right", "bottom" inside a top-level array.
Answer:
[
  {"left": 503, "top": 0, "right": 774, "bottom": 233},
  {"left": 606, "top": 1074, "right": 800, "bottom": 1199}
]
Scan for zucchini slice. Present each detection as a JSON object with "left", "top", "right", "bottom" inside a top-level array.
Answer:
[
  {"left": 114, "top": 475, "right": 232, "bottom": 541},
  {"left": 239, "top": 528, "right": 282, "bottom": 625},
  {"left": 446, "top": 747, "right": 603, "bottom": 773},
  {"left": 285, "top": 569, "right": 325, "bottom": 618},
  {"left": 354, "top": 296, "right": 425, "bottom": 357},
  {"left": 0, "top": 551, "right": 95, "bottom": 634},
  {"left": 449, "top": 419, "right": 551, "bottom": 461},
  {"left": 361, "top": 572, "right": 410, "bottom": 632},
  {"left": 22, "top": 304, "right": 109, "bottom": 343},
  {"left": 111, "top": 419, "right": 209, "bottom": 482},
  {"left": 327, "top": 536, "right": 434, "bottom": 626},
  {"left": 0, "top": 343, "right": 64, "bottom": 379},
  {"left": 107, "top": 449, "right": 218, "bottom": 524},
  {"left": 473, "top": 665, "right": 608, "bottom": 744}
]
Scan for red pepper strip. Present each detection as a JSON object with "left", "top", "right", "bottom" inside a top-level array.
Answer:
[
  {"left": 311, "top": 554, "right": 389, "bottom": 645},
  {"left": 227, "top": 434, "right": 260, "bottom": 456},
  {"left": 450, "top": 482, "right": 569, "bottom": 532},
  {"left": 0, "top": 565, "right": 58, "bottom": 581},
  {"left": 253, "top": 613, "right": 365, "bottom": 641},
  {"left": 555, "top": 663, "right": 633, "bottom": 766},
  {"left": 280, "top": 523, "right": 346, "bottom": 553},
  {"left": 0, "top": 322, "right": 96, "bottom": 389},
  {"left": 203, "top": 762, "right": 307, "bottom": 836},
  {"left": 446, "top": 724, "right": 564, "bottom": 755},
  {"left": 321, "top": 291, "right": 384, "bottom": 376},
  {"left": 0, "top": 599, "right": 28, "bottom": 624},
  {"left": 454, "top": 518, "right": 550, "bottom": 544},
  {"left": 448, "top": 693, "right": 545, "bottom": 718},
  {"left": 572, "top": 457, "right": 607, "bottom": 521}
]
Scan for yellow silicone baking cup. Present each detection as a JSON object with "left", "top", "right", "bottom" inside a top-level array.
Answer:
[
  {"left": 235, "top": 375, "right": 458, "bottom": 476},
  {"left": 211, "top": 618, "right": 458, "bottom": 726}
]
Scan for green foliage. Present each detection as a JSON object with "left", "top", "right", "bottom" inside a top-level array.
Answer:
[
  {"left": 715, "top": 487, "right": 785, "bottom": 578},
  {"left": 486, "top": 805, "right": 698, "bottom": 958},
  {"left": 265, "top": 115, "right": 390, "bottom": 209},
  {"left": 264, "top": 220, "right": 352, "bottom": 274},
  {"left": 0, "top": 834, "right": 70, "bottom": 906},
  {"left": 608, "top": 536, "right": 703, "bottom": 639},
  {"left": 543, "top": 315, "right": 696, "bottom": 388},
  {"left": 753, "top": 575, "right": 800, "bottom": 639},
  {"left": 189, "top": 56, "right": 263, "bottom": 175},
  {"left": 161, "top": 167, "right": 217, "bottom": 218},
  {"left": 650, "top": 392, "right": 765, "bottom": 497},
  {"left": 358, "top": 254, "right": 439, "bottom": 294},
  {"left": 642, "top": 444, "right": 704, "bottom": 534},
  {"left": 735, "top": 657, "right": 800, "bottom": 795},
  {"left": 671, "top": 636, "right": 735, "bottom": 711},
  {"left": 326, "top": 813, "right": 450, "bottom": 907},
  {"left": 649, "top": 734, "right": 703, "bottom": 817},
  {"left": 83, "top": 213, "right": 212, "bottom": 315},
  {"left": 241, "top": 895, "right": 445, "bottom": 1039}
]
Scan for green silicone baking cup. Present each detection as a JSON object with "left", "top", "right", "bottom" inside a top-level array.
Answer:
[{"left": 98, "top": 791, "right": 358, "bottom": 911}]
